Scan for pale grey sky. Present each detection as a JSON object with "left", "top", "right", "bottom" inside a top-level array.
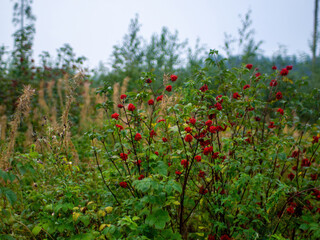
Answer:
[{"left": 0, "top": 0, "right": 315, "bottom": 68}]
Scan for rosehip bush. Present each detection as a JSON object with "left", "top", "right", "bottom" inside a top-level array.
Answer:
[{"left": 89, "top": 50, "right": 319, "bottom": 240}]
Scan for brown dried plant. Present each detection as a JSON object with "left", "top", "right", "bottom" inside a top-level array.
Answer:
[
  {"left": 59, "top": 71, "right": 85, "bottom": 164},
  {"left": 57, "top": 78, "right": 65, "bottom": 110},
  {"left": 163, "top": 73, "right": 170, "bottom": 87},
  {"left": 1, "top": 85, "right": 35, "bottom": 170},
  {"left": 120, "top": 77, "right": 130, "bottom": 95},
  {"left": 38, "top": 80, "right": 49, "bottom": 113},
  {"left": 94, "top": 89, "right": 105, "bottom": 127},
  {"left": 47, "top": 79, "right": 57, "bottom": 126},
  {"left": 79, "top": 81, "right": 91, "bottom": 129},
  {"left": 0, "top": 105, "right": 7, "bottom": 141},
  {"left": 35, "top": 72, "right": 84, "bottom": 165},
  {"left": 112, "top": 82, "right": 120, "bottom": 113}
]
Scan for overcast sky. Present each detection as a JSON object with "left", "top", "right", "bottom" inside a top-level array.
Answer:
[{"left": 0, "top": 0, "right": 315, "bottom": 68}]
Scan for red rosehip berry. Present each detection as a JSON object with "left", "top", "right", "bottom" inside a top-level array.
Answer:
[
  {"left": 270, "top": 79, "right": 278, "bottom": 87},
  {"left": 138, "top": 174, "right": 145, "bottom": 180},
  {"left": 119, "top": 181, "right": 128, "bottom": 188},
  {"left": 170, "top": 74, "right": 178, "bottom": 81},
  {"left": 199, "top": 84, "right": 208, "bottom": 92},
  {"left": 286, "top": 65, "right": 293, "bottom": 70},
  {"left": 185, "top": 127, "right": 192, "bottom": 133},
  {"left": 286, "top": 206, "right": 295, "bottom": 214},
  {"left": 111, "top": 113, "right": 119, "bottom": 120},
  {"left": 233, "top": 92, "right": 241, "bottom": 99},
  {"left": 268, "top": 121, "right": 276, "bottom": 129},
  {"left": 195, "top": 155, "right": 202, "bottom": 162},
  {"left": 181, "top": 159, "right": 189, "bottom": 168},
  {"left": 199, "top": 186, "right": 208, "bottom": 195},
  {"left": 276, "top": 91, "right": 283, "bottom": 100},
  {"left": 243, "top": 84, "right": 250, "bottom": 90},
  {"left": 166, "top": 85, "right": 172, "bottom": 92},
  {"left": 277, "top": 108, "right": 284, "bottom": 115},
  {"left": 120, "top": 94, "right": 127, "bottom": 99},
  {"left": 288, "top": 172, "right": 295, "bottom": 181},
  {"left": 198, "top": 170, "right": 205, "bottom": 178},
  {"left": 156, "top": 95, "right": 163, "bottom": 102},
  {"left": 214, "top": 102, "right": 222, "bottom": 110},
  {"left": 255, "top": 72, "right": 261, "bottom": 79},
  {"left": 188, "top": 118, "right": 196, "bottom": 125},
  {"left": 134, "top": 133, "right": 142, "bottom": 141},
  {"left": 128, "top": 103, "right": 136, "bottom": 111},
  {"left": 184, "top": 134, "right": 193, "bottom": 142},
  {"left": 246, "top": 64, "right": 253, "bottom": 69},
  {"left": 280, "top": 68, "right": 289, "bottom": 76},
  {"left": 150, "top": 130, "right": 157, "bottom": 138},
  {"left": 120, "top": 153, "right": 128, "bottom": 161},
  {"left": 116, "top": 124, "right": 124, "bottom": 130},
  {"left": 205, "top": 120, "right": 213, "bottom": 127}
]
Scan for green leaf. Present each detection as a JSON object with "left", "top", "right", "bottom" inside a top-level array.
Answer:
[
  {"left": 172, "top": 182, "right": 182, "bottom": 193},
  {"left": 0, "top": 170, "right": 8, "bottom": 182},
  {"left": 32, "top": 225, "right": 42, "bottom": 236},
  {"left": 299, "top": 224, "right": 309, "bottom": 231},
  {"left": 309, "top": 222, "right": 320, "bottom": 231},
  {"left": 71, "top": 233, "right": 96, "bottom": 240},
  {"left": 3, "top": 188, "right": 17, "bottom": 205},
  {"left": 80, "top": 215, "right": 90, "bottom": 227},
  {"left": 145, "top": 208, "right": 170, "bottom": 229},
  {"left": 162, "top": 229, "right": 183, "bottom": 240},
  {"left": 271, "top": 234, "right": 289, "bottom": 240},
  {"left": 0, "top": 235, "right": 16, "bottom": 240},
  {"left": 278, "top": 153, "right": 287, "bottom": 161},
  {"left": 155, "top": 161, "right": 168, "bottom": 176},
  {"left": 134, "top": 178, "right": 152, "bottom": 193}
]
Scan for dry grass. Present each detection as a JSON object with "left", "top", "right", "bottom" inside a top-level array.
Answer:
[
  {"left": 57, "top": 77, "right": 65, "bottom": 110},
  {"left": 79, "top": 81, "right": 91, "bottom": 130},
  {"left": 112, "top": 82, "right": 120, "bottom": 113},
  {"left": 0, "top": 70, "right": 118, "bottom": 168},
  {"left": 95, "top": 91, "right": 105, "bottom": 127},
  {"left": 38, "top": 80, "right": 49, "bottom": 113},
  {"left": 120, "top": 77, "right": 130, "bottom": 95},
  {"left": 0, "top": 105, "right": 7, "bottom": 141},
  {"left": 47, "top": 79, "right": 57, "bottom": 126},
  {"left": 1, "top": 85, "right": 35, "bottom": 170}
]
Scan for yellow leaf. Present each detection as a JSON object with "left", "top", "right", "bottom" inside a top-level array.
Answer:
[
  {"left": 87, "top": 201, "right": 94, "bottom": 206},
  {"left": 98, "top": 210, "right": 106, "bottom": 217},
  {"left": 99, "top": 224, "right": 109, "bottom": 231},
  {"left": 105, "top": 206, "right": 113, "bottom": 214},
  {"left": 283, "top": 77, "right": 293, "bottom": 84},
  {"left": 173, "top": 201, "right": 180, "bottom": 206},
  {"left": 73, "top": 212, "right": 81, "bottom": 222},
  {"left": 196, "top": 233, "right": 204, "bottom": 237}
]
